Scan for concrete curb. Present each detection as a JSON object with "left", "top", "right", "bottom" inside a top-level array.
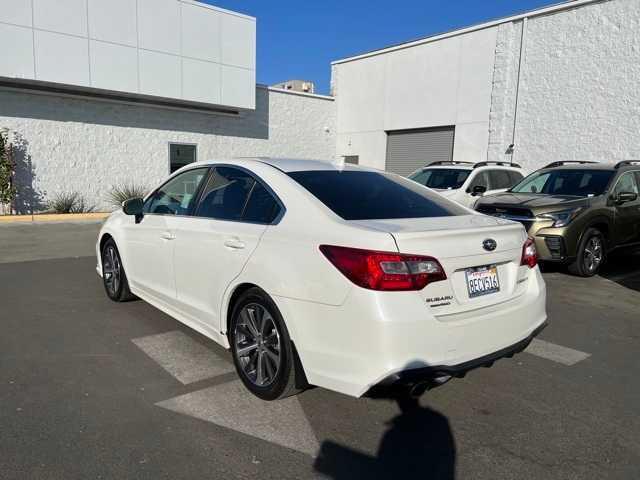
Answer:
[{"left": 0, "top": 212, "right": 110, "bottom": 224}]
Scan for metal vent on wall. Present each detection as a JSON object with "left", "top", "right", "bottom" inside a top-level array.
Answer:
[{"left": 385, "top": 126, "right": 455, "bottom": 176}]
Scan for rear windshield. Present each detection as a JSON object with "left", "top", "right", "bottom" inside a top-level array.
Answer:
[
  {"left": 288, "top": 170, "right": 468, "bottom": 220},
  {"left": 409, "top": 168, "right": 471, "bottom": 190},
  {"left": 510, "top": 169, "right": 614, "bottom": 196}
]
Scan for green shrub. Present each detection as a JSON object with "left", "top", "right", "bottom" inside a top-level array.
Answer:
[
  {"left": 48, "top": 192, "right": 95, "bottom": 214},
  {"left": 69, "top": 195, "right": 95, "bottom": 214},
  {"left": 0, "top": 129, "right": 16, "bottom": 208},
  {"left": 106, "top": 184, "right": 148, "bottom": 208}
]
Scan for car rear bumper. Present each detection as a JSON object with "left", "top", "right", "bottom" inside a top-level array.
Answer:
[
  {"left": 273, "top": 266, "right": 547, "bottom": 398},
  {"left": 365, "top": 320, "right": 547, "bottom": 396}
]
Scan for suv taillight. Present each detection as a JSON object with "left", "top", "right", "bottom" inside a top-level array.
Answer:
[
  {"left": 319, "top": 245, "right": 446, "bottom": 291},
  {"left": 521, "top": 238, "right": 538, "bottom": 269}
]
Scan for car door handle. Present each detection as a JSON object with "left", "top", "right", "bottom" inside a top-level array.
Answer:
[
  {"left": 160, "top": 231, "right": 176, "bottom": 241},
  {"left": 224, "top": 238, "right": 246, "bottom": 250}
]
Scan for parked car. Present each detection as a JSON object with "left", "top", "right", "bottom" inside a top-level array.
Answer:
[
  {"left": 96, "top": 158, "right": 547, "bottom": 400},
  {"left": 475, "top": 160, "right": 640, "bottom": 277},
  {"left": 408, "top": 161, "right": 525, "bottom": 208}
]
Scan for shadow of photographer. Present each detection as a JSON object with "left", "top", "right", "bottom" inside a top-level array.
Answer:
[{"left": 314, "top": 394, "right": 456, "bottom": 479}]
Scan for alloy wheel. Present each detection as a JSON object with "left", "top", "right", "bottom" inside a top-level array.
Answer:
[
  {"left": 234, "top": 303, "right": 281, "bottom": 387},
  {"left": 103, "top": 246, "right": 121, "bottom": 296},
  {"left": 583, "top": 236, "right": 603, "bottom": 273}
]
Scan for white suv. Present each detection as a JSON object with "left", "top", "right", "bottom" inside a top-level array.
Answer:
[{"left": 409, "top": 161, "right": 526, "bottom": 209}]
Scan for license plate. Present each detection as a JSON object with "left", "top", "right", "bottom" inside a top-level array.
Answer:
[{"left": 465, "top": 265, "right": 500, "bottom": 298}]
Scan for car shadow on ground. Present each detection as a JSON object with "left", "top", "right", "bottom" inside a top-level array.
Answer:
[
  {"left": 599, "top": 248, "right": 640, "bottom": 293},
  {"left": 313, "top": 394, "right": 456, "bottom": 480},
  {"left": 540, "top": 247, "right": 640, "bottom": 293}
]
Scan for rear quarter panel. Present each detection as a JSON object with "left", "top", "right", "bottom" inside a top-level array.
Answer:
[{"left": 218, "top": 162, "right": 399, "bottom": 333}]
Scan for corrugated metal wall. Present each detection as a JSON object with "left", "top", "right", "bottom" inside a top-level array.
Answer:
[{"left": 385, "top": 127, "right": 455, "bottom": 176}]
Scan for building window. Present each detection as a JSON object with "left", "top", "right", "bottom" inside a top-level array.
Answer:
[
  {"left": 169, "top": 143, "right": 197, "bottom": 174},
  {"left": 343, "top": 155, "right": 359, "bottom": 165}
]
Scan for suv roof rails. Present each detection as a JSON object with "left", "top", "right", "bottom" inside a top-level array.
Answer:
[
  {"left": 615, "top": 160, "right": 640, "bottom": 169},
  {"left": 473, "top": 161, "right": 521, "bottom": 169},
  {"left": 426, "top": 160, "right": 475, "bottom": 167},
  {"left": 543, "top": 160, "right": 599, "bottom": 169}
]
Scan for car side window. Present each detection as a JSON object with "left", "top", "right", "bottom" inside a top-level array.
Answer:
[
  {"left": 243, "top": 181, "right": 281, "bottom": 223},
  {"left": 467, "top": 171, "right": 489, "bottom": 191},
  {"left": 515, "top": 172, "right": 550, "bottom": 193},
  {"left": 508, "top": 170, "right": 524, "bottom": 185},
  {"left": 410, "top": 170, "right": 431, "bottom": 186},
  {"left": 487, "top": 170, "right": 513, "bottom": 190},
  {"left": 195, "top": 166, "right": 255, "bottom": 221},
  {"left": 613, "top": 172, "right": 639, "bottom": 195},
  {"left": 195, "top": 166, "right": 282, "bottom": 223},
  {"left": 144, "top": 168, "right": 208, "bottom": 215}
]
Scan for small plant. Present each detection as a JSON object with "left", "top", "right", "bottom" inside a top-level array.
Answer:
[
  {"left": 70, "top": 195, "right": 95, "bottom": 214},
  {"left": 48, "top": 192, "right": 78, "bottom": 213},
  {"left": 48, "top": 192, "right": 95, "bottom": 214},
  {"left": 0, "top": 128, "right": 16, "bottom": 213},
  {"left": 107, "top": 184, "right": 148, "bottom": 208}
]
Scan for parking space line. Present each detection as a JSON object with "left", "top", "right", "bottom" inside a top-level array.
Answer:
[
  {"left": 132, "top": 331, "right": 234, "bottom": 384},
  {"left": 525, "top": 339, "right": 591, "bottom": 366},
  {"left": 156, "top": 380, "right": 319, "bottom": 457}
]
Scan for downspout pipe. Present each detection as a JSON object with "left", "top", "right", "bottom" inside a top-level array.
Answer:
[{"left": 511, "top": 17, "right": 528, "bottom": 165}]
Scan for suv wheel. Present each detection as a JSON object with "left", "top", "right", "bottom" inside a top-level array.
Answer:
[
  {"left": 229, "top": 288, "right": 305, "bottom": 400},
  {"left": 568, "top": 228, "right": 605, "bottom": 277}
]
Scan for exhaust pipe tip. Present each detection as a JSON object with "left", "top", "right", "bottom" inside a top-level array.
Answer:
[
  {"left": 408, "top": 375, "right": 453, "bottom": 398},
  {"left": 409, "top": 382, "right": 430, "bottom": 398}
]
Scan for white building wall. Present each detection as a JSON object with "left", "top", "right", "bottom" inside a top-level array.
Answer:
[
  {"left": 487, "top": 21, "right": 523, "bottom": 165},
  {"left": 488, "top": 0, "right": 640, "bottom": 170},
  {"left": 0, "top": 87, "right": 335, "bottom": 212},
  {"left": 333, "top": 27, "right": 498, "bottom": 170},
  {"left": 334, "top": 0, "right": 640, "bottom": 174},
  {"left": 0, "top": 0, "right": 256, "bottom": 109}
]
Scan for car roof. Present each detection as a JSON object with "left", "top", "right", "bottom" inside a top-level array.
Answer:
[
  {"left": 420, "top": 164, "right": 521, "bottom": 171},
  {"left": 539, "top": 164, "right": 617, "bottom": 172},
  {"left": 422, "top": 165, "right": 473, "bottom": 170},
  {"left": 538, "top": 160, "right": 640, "bottom": 171},
  {"left": 538, "top": 163, "right": 616, "bottom": 172},
  {"left": 184, "top": 157, "right": 382, "bottom": 173}
]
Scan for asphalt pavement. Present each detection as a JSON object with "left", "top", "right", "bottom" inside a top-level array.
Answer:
[{"left": 1, "top": 221, "right": 639, "bottom": 479}]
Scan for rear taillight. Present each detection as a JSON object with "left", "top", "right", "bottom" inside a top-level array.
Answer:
[
  {"left": 521, "top": 237, "right": 538, "bottom": 268},
  {"left": 319, "top": 245, "right": 446, "bottom": 291}
]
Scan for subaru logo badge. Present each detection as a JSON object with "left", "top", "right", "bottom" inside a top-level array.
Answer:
[{"left": 483, "top": 239, "right": 497, "bottom": 251}]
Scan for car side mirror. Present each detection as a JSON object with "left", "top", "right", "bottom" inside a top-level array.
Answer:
[
  {"left": 615, "top": 191, "right": 638, "bottom": 204},
  {"left": 471, "top": 185, "right": 487, "bottom": 196},
  {"left": 123, "top": 197, "right": 144, "bottom": 223}
]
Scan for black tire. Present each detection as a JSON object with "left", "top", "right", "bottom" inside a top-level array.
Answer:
[
  {"left": 568, "top": 228, "right": 606, "bottom": 277},
  {"left": 101, "top": 239, "right": 136, "bottom": 302},
  {"left": 229, "top": 287, "right": 306, "bottom": 400}
]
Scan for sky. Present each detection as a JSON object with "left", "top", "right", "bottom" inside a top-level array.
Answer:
[{"left": 205, "top": 0, "right": 560, "bottom": 95}]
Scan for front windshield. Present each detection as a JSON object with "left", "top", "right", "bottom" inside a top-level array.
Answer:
[
  {"left": 510, "top": 169, "right": 614, "bottom": 196},
  {"left": 409, "top": 168, "right": 471, "bottom": 190}
]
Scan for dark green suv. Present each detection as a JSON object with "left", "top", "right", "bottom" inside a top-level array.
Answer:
[{"left": 475, "top": 161, "right": 640, "bottom": 276}]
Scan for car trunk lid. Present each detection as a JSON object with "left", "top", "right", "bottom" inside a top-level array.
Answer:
[{"left": 352, "top": 214, "right": 529, "bottom": 316}]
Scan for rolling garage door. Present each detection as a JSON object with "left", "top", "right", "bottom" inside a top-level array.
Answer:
[{"left": 385, "top": 126, "right": 455, "bottom": 176}]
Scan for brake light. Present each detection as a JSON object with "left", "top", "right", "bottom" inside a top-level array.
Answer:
[
  {"left": 319, "top": 245, "right": 446, "bottom": 291},
  {"left": 521, "top": 237, "right": 538, "bottom": 268}
]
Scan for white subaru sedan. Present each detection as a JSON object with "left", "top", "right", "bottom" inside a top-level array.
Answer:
[{"left": 96, "top": 158, "right": 547, "bottom": 400}]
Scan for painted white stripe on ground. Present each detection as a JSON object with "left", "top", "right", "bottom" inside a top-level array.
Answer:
[
  {"left": 525, "top": 339, "right": 591, "bottom": 366},
  {"left": 156, "top": 380, "right": 319, "bottom": 457},
  {"left": 132, "top": 331, "right": 234, "bottom": 384}
]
